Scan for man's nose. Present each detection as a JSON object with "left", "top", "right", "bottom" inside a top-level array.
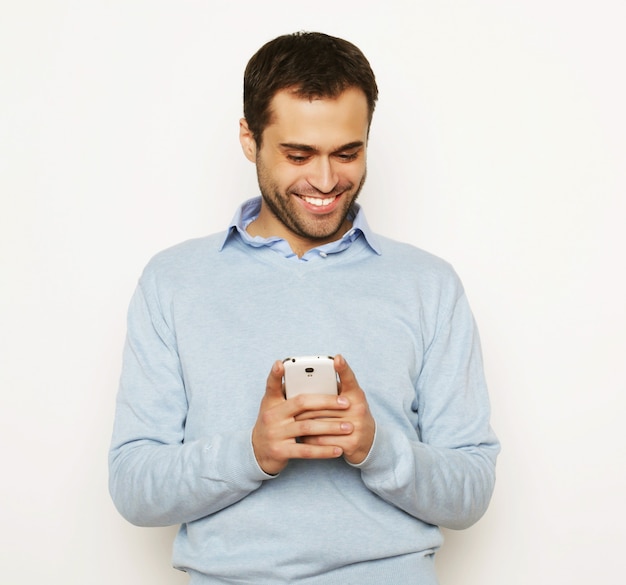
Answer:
[{"left": 306, "top": 157, "right": 339, "bottom": 194}]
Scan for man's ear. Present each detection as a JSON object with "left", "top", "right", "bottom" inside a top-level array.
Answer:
[{"left": 239, "top": 118, "right": 257, "bottom": 163}]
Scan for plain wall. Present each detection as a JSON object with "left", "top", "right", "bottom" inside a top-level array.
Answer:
[{"left": 1, "top": 1, "right": 624, "bottom": 583}]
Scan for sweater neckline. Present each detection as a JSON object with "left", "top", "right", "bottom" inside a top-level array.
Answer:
[{"left": 223, "top": 230, "right": 378, "bottom": 271}]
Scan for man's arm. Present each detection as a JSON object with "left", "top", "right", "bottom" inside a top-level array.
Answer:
[
  {"left": 300, "top": 300, "right": 499, "bottom": 530},
  {"left": 108, "top": 283, "right": 273, "bottom": 527},
  {"left": 356, "top": 291, "right": 499, "bottom": 530},
  {"left": 109, "top": 284, "right": 357, "bottom": 526}
]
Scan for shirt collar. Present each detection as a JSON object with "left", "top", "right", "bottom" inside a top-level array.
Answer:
[{"left": 219, "top": 197, "right": 381, "bottom": 259}]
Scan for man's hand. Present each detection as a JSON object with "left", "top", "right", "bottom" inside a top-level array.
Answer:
[
  {"left": 251, "top": 359, "right": 353, "bottom": 475},
  {"left": 297, "top": 355, "right": 376, "bottom": 465}
]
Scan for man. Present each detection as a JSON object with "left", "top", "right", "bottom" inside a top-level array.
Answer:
[{"left": 109, "top": 31, "right": 499, "bottom": 584}]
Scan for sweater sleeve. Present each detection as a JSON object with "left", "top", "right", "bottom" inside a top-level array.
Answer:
[
  {"left": 352, "top": 287, "right": 500, "bottom": 530},
  {"left": 108, "top": 280, "right": 273, "bottom": 528}
]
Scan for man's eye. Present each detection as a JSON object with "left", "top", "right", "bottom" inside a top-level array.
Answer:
[
  {"left": 287, "top": 154, "right": 309, "bottom": 163},
  {"left": 336, "top": 152, "right": 359, "bottom": 161}
]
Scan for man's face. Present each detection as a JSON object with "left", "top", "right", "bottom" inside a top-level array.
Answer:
[{"left": 240, "top": 87, "right": 369, "bottom": 255}]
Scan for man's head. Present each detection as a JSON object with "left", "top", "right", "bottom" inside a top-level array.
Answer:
[
  {"left": 239, "top": 32, "right": 378, "bottom": 256},
  {"left": 243, "top": 31, "right": 378, "bottom": 147}
]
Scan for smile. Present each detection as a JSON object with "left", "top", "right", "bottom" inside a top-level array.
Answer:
[{"left": 299, "top": 195, "right": 337, "bottom": 207}]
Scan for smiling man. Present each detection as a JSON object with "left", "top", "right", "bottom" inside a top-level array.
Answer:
[
  {"left": 109, "top": 32, "right": 500, "bottom": 584},
  {"left": 240, "top": 87, "right": 368, "bottom": 255}
]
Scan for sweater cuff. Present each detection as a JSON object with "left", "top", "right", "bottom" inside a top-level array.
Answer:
[
  {"left": 346, "top": 422, "right": 409, "bottom": 481},
  {"left": 200, "top": 430, "right": 277, "bottom": 485}
]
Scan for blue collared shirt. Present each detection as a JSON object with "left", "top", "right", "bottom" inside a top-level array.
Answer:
[{"left": 220, "top": 197, "right": 381, "bottom": 261}]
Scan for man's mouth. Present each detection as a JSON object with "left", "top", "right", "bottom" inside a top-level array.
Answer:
[{"left": 298, "top": 194, "right": 338, "bottom": 207}]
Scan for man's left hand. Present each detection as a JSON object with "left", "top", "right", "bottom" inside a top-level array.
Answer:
[{"left": 297, "top": 354, "right": 375, "bottom": 465}]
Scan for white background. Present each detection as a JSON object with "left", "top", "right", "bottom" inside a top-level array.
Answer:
[{"left": 1, "top": 1, "right": 624, "bottom": 583}]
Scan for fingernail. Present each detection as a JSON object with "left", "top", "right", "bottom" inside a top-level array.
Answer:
[
  {"left": 341, "top": 423, "right": 352, "bottom": 432},
  {"left": 337, "top": 396, "right": 349, "bottom": 406}
]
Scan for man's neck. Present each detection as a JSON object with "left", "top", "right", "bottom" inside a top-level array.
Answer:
[{"left": 246, "top": 216, "right": 353, "bottom": 258}]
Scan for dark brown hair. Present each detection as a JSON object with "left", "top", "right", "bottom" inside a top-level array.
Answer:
[{"left": 243, "top": 31, "right": 378, "bottom": 146}]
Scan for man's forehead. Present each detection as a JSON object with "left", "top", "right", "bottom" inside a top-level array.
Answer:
[{"left": 264, "top": 88, "right": 369, "bottom": 142}]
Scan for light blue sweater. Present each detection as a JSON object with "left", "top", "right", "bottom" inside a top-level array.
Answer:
[{"left": 109, "top": 208, "right": 499, "bottom": 584}]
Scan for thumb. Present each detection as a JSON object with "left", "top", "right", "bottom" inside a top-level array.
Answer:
[
  {"left": 265, "top": 360, "right": 286, "bottom": 401},
  {"left": 334, "top": 354, "right": 360, "bottom": 395}
]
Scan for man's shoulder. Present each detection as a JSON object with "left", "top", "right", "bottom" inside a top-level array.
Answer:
[
  {"left": 140, "top": 231, "right": 228, "bottom": 280},
  {"left": 370, "top": 233, "right": 464, "bottom": 299},
  {"left": 375, "top": 234, "right": 454, "bottom": 273}
]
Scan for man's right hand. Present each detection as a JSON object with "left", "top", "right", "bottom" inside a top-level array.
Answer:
[{"left": 251, "top": 360, "right": 353, "bottom": 475}]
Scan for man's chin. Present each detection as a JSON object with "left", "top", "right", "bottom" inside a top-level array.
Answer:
[{"left": 292, "top": 215, "right": 352, "bottom": 243}]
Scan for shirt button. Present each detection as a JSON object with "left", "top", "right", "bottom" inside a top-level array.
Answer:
[{"left": 319, "top": 251, "right": 328, "bottom": 258}]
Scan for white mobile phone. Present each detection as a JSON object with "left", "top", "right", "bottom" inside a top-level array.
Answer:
[{"left": 283, "top": 355, "right": 338, "bottom": 399}]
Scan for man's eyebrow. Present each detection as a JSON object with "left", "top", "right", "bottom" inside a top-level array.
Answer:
[
  {"left": 279, "top": 143, "right": 317, "bottom": 152},
  {"left": 334, "top": 141, "right": 365, "bottom": 152},
  {"left": 279, "top": 141, "right": 365, "bottom": 152}
]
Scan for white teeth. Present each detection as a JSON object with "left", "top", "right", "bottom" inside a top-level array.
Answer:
[{"left": 301, "top": 195, "right": 336, "bottom": 207}]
